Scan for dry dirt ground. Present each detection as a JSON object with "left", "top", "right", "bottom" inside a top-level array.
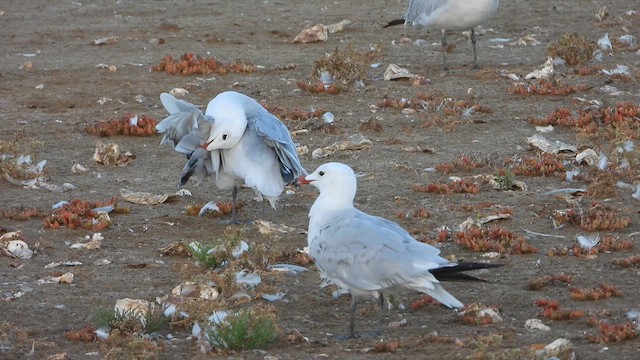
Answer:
[{"left": 1, "top": 0, "right": 640, "bottom": 359}]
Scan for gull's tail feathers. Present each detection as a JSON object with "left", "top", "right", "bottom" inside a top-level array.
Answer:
[{"left": 420, "top": 283, "right": 464, "bottom": 309}]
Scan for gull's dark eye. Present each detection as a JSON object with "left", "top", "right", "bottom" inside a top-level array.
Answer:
[
  {"left": 222, "top": 134, "right": 228, "bottom": 140},
  {"left": 319, "top": 171, "right": 325, "bottom": 176}
]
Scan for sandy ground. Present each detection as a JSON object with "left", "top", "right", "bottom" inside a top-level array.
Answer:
[{"left": 1, "top": 0, "right": 640, "bottom": 359}]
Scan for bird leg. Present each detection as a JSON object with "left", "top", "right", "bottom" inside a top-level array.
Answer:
[
  {"left": 230, "top": 185, "right": 239, "bottom": 223},
  {"left": 218, "top": 186, "right": 241, "bottom": 224},
  {"left": 348, "top": 294, "right": 358, "bottom": 339},
  {"left": 440, "top": 30, "right": 449, "bottom": 71},
  {"left": 337, "top": 294, "right": 359, "bottom": 340},
  {"left": 376, "top": 293, "right": 385, "bottom": 336},
  {"left": 340, "top": 294, "right": 386, "bottom": 339},
  {"left": 471, "top": 28, "right": 479, "bottom": 69}
]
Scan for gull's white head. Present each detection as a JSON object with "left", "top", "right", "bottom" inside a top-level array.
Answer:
[
  {"left": 298, "top": 162, "right": 357, "bottom": 199},
  {"left": 202, "top": 115, "right": 247, "bottom": 151},
  {"left": 203, "top": 92, "right": 249, "bottom": 150}
]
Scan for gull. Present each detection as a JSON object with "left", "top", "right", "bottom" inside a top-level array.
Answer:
[
  {"left": 156, "top": 91, "right": 307, "bottom": 223},
  {"left": 384, "top": 0, "right": 500, "bottom": 69},
  {"left": 298, "top": 162, "right": 501, "bottom": 338}
]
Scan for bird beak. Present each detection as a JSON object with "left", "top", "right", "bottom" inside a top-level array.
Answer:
[
  {"left": 201, "top": 141, "right": 212, "bottom": 150},
  {"left": 297, "top": 175, "right": 311, "bottom": 185}
]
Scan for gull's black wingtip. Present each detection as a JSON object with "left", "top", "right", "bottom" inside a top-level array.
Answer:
[
  {"left": 383, "top": 19, "right": 405, "bottom": 28},
  {"left": 431, "top": 262, "right": 503, "bottom": 282}
]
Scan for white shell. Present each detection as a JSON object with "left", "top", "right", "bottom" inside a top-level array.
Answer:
[{"left": 6, "top": 240, "right": 34, "bottom": 259}]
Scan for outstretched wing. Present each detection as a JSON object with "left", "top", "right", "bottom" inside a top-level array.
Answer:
[
  {"left": 157, "top": 93, "right": 219, "bottom": 185},
  {"left": 246, "top": 108, "right": 307, "bottom": 183},
  {"left": 156, "top": 93, "right": 208, "bottom": 150}
]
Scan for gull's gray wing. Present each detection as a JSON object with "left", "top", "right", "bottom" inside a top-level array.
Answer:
[
  {"left": 157, "top": 93, "right": 219, "bottom": 186},
  {"left": 309, "top": 209, "right": 463, "bottom": 307},
  {"left": 403, "top": 0, "right": 448, "bottom": 24},
  {"left": 246, "top": 108, "right": 307, "bottom": 183},
  {"left": 157, "top": 93, "right": 208, "bottom": 149},
  {"left": 311, "top": 209, "right": 444, "bottom": 290}
]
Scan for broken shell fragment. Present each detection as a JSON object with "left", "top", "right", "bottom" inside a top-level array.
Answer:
[
  {"left": 575, "top": 148, "right": 598, "bottom": 166},
  {"left": 459, "top": 304, "right": 503, "bottom": 323},
  {"left": 36, "top": 272, "right": 74, "bottom": 285},
  {"left": 93, "top": 142, "right": 135, "bottom": 166},
  {"left": 96, "top": 63, "right": 117, "bottom": 72},
  {"left": 525, "top": 57, "right": 554, "bottom": 80},
  {"left": 535, "top": 125, "right": 554, "bottom": 133},
  {"left": 71, "top": 163, "right": 88, "bottom": 174},
  {"left": 121, "top": 188, "right": 170, "bottom": 205},
  {"left": 527, "top": 134, "right": 576, "bottom": 154},
  {"left": 383, "top": 64, "right": 415, "bottom": 81},
  {"left": 91, "top": 36, "right": 118, "bottom": 45},
  {"left": 4, "top": 240, "right": 34, "bottom": 259},
  {"left": 44, "top": 260, "right": 83, "bottom": 268},
  {"left": 488, "top": 176, "right": 527, "bottom": 191},
  {"left": 255, "top": 220, "right": 306, "bottom": 234},
  {"left": 171, "top": 282, "right": 220, "bottom": 300},
  {"left": 525, "top": 318, "right": 551, "bottom": 331},
  {"left": 312, "top": 134, "right": 373, "bottom": 159},
  {"left": 326, "top": 19, "right": 350, "bottom": 34},
  {"left": 458, "top": 213, "right": 512, "bottom": 230},
  {"left": 169, "top": 87, "right": 189, "bottom": 97},
  {"left": 69, "top": 235, "right": 102, "bottom": 250},
  {"left": 292, "top": 24, "right": 328, "bottom": 43},
  {"left": 537, "top": 338, "right": 574, "bottom": 359},
  {"left": 1, "top": 231, "right": 33, "bottom": 259}
]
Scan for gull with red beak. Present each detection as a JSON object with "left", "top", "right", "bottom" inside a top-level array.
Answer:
[
  {"left": 157, "top": 91, "right": 306, "bottom": 223},
  {"left": 298, "top": 162, "right": 501, "bottom": 338}
]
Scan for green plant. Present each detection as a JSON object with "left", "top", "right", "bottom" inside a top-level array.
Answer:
[
  {"left": 94, "top": 307, "right": 168, "bottom": 335},
  {"left": 494, "top": 168, "right": 514, "bottom": 190},
  {"left": 188, "top": 235, "right": 240, "bottom": 269},
  {"left": 207, "top": 309, "right": 277, "bottom": 351}
]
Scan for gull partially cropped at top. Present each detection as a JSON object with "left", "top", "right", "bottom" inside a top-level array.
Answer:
[
  {"left": 385, "top": 0, "right": 500, "bottom": 69},
  {"left": 299, "top": 162, "right": 501, "bottom": 338},
  {"left": 156, "top": 91, "right": 306, "bottom": 223}
]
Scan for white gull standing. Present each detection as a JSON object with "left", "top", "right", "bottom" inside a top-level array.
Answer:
[
  {"left": 384, "top": 0, "right": 500, "bottom": 69},
  {"left": 298, "top": 162, "right": 501, "bottom": 338},
  {"left": 156, "top": 91, "right": 307, "bottom": 223}
]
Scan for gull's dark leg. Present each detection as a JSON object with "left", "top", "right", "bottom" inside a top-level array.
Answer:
[
  {"left": 441, "top": 30, "right": 449, "bottom": 71},
  {"left": 337, "top": 294, "right": 359, "bottom": 340},
  {"left": 349, "top": 294, "right": 357, "bottom": 339},
  {"left": 471, "top": 28, "right": 479, "bottom": 69},
  {"left": 218, "top": 186, "right": 249, "bottom": 225},
  {"left": 376, "top": 293, "right": 385, "bottom": 336},
  {"left": 230, "top": 185, "right": 238, "bottom": 223}
]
